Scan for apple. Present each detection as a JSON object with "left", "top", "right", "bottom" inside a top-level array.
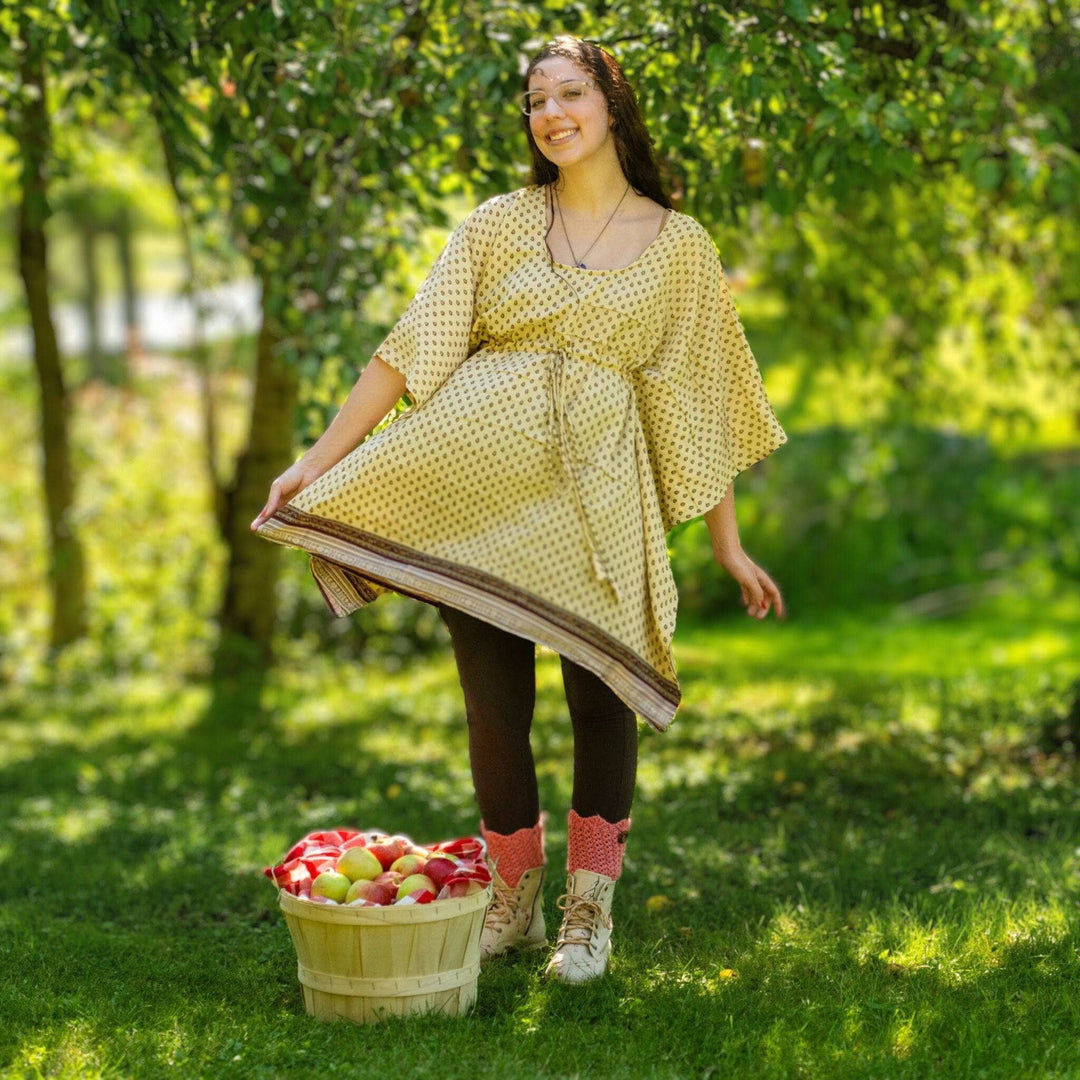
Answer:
[
  {"left": 374, "top": 870, "right": 403, "bottom": 888},
  {"left": 390, "top": 853, "right": 427, "bottom": 878},
  {"left": 366, "top": 838, "right": 408, "bottom": 869},
  {"left": 438, "top": 879, "right": 487, "bottom": 899},
  {"left": 396, "top": 873, "right": 436, "bottom": 901},
  {"left": 336, "top": 846, "right": 383, "bottom": 882},
  {"left": 423, "top": 856, "right": 458, "bottom": 889},
  {"left": 310, "top": 871, "right": 352, "bottom": 902},
  {"left": 346, "top": 879, "right": 396, "bottom": 906}
]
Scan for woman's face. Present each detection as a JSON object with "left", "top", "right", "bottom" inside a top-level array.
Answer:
[{"left": 527, "top": 55, "right": 614, "bottom": 171}]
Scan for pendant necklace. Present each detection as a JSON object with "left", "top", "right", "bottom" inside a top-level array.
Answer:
[{"left": 553, "top": 181, "right": 631, "bottom": 269}]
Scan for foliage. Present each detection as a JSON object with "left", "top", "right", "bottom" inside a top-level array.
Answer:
[{"left": 670, "top": 423, "right": 1080, "bottom": 617}]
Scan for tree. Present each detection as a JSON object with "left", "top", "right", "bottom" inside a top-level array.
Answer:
[{"left": 1, "top": 6, "right": 88, "bottom": 649}]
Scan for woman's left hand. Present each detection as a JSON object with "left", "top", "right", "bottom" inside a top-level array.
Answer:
[{"left": 713, "top": 544, "right": 786, "bottom": 620}]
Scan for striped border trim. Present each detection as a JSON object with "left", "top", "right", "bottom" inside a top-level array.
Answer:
[{"left": 258, "top": 505, "right": 679, "bottom": 732}]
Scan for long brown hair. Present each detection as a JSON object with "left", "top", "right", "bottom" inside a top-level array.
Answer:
[{"left": 521, "top": 36, "right": 672, "bottom": 210}]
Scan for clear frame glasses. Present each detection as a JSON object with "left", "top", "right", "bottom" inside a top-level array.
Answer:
[{"left": 518, "top": 79, "right": 597, "bottom": 116}]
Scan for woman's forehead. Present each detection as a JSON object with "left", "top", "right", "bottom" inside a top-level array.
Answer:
[{"left": 529, "top": 58, "right": 588, "bottom": 86}]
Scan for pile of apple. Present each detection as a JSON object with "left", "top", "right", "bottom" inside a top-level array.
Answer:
[{"left": 264, "top": 828, "right": 491, "bottom": 907}]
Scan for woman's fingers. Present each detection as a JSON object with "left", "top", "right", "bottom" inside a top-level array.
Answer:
[
  {"left": 250, "top": 481, "right": 283, "bottom": 530},
  {"left": 740, "top": 563, "right": 785, "bottom": 620},
  {"left": 752, "top": 570, "right": 785, "bottom": 620},
  {"left": 763, "top": 573, "right": 786, "bottom": 619},
  {"left": 741, "top": 574, "right": 766, "bottom": 618}
]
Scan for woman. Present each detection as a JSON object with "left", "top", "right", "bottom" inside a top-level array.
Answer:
[{"left": 252, "top": 35, "right": 787, "bottom": 983}]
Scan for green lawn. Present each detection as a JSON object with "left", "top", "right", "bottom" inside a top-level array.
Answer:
[{"left": 1, "top": 596, "right": 1078, "bottom": 1079}]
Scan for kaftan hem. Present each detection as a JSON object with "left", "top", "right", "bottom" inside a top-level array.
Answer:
[{"left": 258, "top": 504, "right": 680, "bottom": 732}]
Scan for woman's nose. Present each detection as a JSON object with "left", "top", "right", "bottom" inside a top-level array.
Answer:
[{"left": 537, "top": 94, "right": 567, "bottom": 118}]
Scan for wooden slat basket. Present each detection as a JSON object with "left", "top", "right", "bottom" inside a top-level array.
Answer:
[{"left": 279, "top": 884, "right": 491, "bottom": 1023}]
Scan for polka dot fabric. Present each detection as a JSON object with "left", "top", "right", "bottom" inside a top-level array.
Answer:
[{"left": 256, "top": 184, "right": 787, "bottom": 731}]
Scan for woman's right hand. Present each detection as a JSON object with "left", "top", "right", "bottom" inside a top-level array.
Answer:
[{"left": 250, "top": 458, "right": 327, "bottom": 531}]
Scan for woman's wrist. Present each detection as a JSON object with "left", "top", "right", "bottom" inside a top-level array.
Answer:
[{"left": 703, "top": 482, "right": 741, "bottom": 557}]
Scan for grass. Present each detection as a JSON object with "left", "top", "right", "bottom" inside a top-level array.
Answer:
[{"left": 1, "top": 602, "right": 1078, "bottom": 1079}]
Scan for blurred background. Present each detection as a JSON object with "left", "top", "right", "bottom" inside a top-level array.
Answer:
[{"left": 1, "top": 0, "right": 1077, "bottom": 688}]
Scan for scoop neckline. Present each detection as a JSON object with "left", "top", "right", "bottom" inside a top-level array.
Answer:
[{"left": 535, "top": 183, "right": 675, "bottom": 274}]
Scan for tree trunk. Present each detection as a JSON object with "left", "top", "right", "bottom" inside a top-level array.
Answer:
[
  {"left": 115, "top": 204, "right": 141, "bottom": 358},
  {"left": 79, "top": 219, "right": 104, "bottom": 379},
  {"left": 17, "top": 23, "right": 88, "bottom": 649},
  {"left": 213, "top": 278, "right": 297, "bottom": 677}
]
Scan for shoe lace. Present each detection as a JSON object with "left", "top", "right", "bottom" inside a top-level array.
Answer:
[
  {"left": 485, "top": 865, "right": 517, "bottom": 928},
  {"left": 554, "top": 891, "right": 612, "bottom": 952}
]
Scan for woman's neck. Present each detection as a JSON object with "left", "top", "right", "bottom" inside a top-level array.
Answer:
[{"left": 549, "top": 156, "right": 631, "bottom": 218}]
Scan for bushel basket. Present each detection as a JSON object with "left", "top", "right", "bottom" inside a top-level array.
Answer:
[{"left": 279, "top": 883, "right": 491, "bottom": 1023}]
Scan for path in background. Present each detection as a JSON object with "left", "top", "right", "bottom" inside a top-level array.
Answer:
[{"left": 0, "top": 278, "right": 261, "bottom": 363}]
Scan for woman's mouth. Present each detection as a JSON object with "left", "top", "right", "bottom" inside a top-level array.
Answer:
[{"left": 546, "top": 128, "right": 578, "bottom": 145}]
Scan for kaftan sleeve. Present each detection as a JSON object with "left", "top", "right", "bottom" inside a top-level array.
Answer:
[
  {"left": 636, "top": 221, "right": 788, "bottom": 534},
  {"left": 372, "top": 194, "right": 504, "bottom": 410}
]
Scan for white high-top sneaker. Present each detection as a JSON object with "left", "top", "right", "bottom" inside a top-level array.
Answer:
[
  {"left": 480, "top": 862, "right": 547, "bottom": 961},
  {"left": 543, "top": 868, "right": 616, "bottom": 983}
]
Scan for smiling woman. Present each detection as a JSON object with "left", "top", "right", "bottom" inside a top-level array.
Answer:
[{"left": 252, "top": 33, "right": 787, "bottom": 987}]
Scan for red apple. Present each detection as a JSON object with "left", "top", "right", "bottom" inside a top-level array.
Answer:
[
  {"left": 390, "top": 853, "right": 427, "bottom": 878},
  {"left": 337, "top": 846, "right": 382, "bottom": 882},
  {"left": 374, "top": 870, "right": 403, "bottom": 889},
  {"left": 396, "top": 874, "right": 436, "bottom": 901},
  {"left": 346, "top": 879, "right": 396, "bottom": 906},
  {"left": 423, "top": 857, "right": 458, "bottom": 889},
  {"left": 366, "top": 838, "right": 408, "bottom": 869}
]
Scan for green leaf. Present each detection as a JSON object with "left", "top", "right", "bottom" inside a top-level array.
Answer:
[
  {"left": 882, "top": 102, "right": 910, "bottom": 132},
  {"left": 785, "top": 0, "right": 811, "bottom": 23},
  {"left": 812, "top": 144, "right": 834, "bottom": 176},
  {"left": 887, "top": 147, "right": 916, "bottom": 178},
  {"left": 974, "top": 158, "right": 1004, "bottom": 191}
]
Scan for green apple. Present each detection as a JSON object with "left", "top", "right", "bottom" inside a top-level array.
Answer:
[
  {"left": 336, "top": 846, "right": 382, "bottom": 882},
  {"left": 396, "top": 873, "right": 436, "bottom": 901},
  {"left": 310, "top": 871, "right": 351, "bottom": 902},
  {"left": 389, "top": 853, "right": 427, "bottom": 878}
]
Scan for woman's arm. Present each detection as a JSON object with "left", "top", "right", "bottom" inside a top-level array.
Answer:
[
  {"left": 704, "top": 481, "right": 786, "bottom": 620},
  {"left": 704, "top": 481, "right": 740, "bottom": 559},
  {"left": 302, "top": 355, "right": 407, "bottom": 473},
  {"left": 250, "top": 355, "right": 407, "bottom": 530}
]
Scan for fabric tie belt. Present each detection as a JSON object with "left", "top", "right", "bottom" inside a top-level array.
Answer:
[{"left": 546, "top": 349, "right": 622, "bottom": 604}]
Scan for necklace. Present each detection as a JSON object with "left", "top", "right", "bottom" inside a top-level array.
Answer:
[{"left": 552, "top": 181, "right": 631, "bottom": 269}]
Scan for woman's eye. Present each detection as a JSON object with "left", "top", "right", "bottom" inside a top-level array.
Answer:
[{"left": 562, "top": 89, "right": 582, "bottom": 99}]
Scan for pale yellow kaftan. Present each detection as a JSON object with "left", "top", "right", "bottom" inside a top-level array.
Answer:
[{"left": 256, "top": 183, "right": 788, "bottom": 731}]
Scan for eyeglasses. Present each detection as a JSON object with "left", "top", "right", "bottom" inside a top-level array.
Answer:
[{"left": 518, "top": 79, "right": 596, "bottom": 116}]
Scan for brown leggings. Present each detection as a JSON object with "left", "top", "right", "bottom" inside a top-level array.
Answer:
[{"left": 437, "top": 603, "right": 638, "bottom": 834}]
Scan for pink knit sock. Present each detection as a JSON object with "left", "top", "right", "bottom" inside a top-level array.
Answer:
[
  {"left": 567, "top": 809, "right": 632, "bottom": 880},
  {"left": 480, "top": 814, "right": 546, "bottom": 888}
]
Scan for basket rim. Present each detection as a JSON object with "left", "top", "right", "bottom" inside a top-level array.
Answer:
[{"left": 279, "top": 883, "right": 492, "bottom": 924}]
